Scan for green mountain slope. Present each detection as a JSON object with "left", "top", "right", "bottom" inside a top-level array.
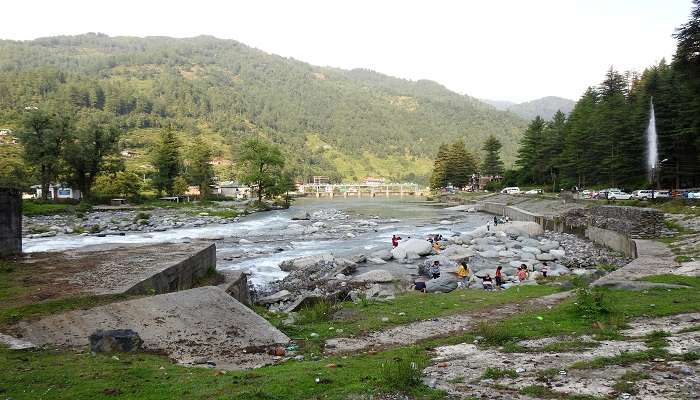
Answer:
[
  {"left": 506, "top": 96, "right": 575, "bottom": 121},
  {"left": 0, "top": 34, "right": 526, "bottom": 183}
]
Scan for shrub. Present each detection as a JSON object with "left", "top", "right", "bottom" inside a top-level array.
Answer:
[
  {"left": 379, "top": 358, "right": 422, "bottom": 392},
  {"left": 573, "top": 286, "right": 611, "bottom": 320},
  {"left": 296, "top": 300, "right": 335, "bottom": 325},
  {"left": 482, "top": 367, "right": 517, "bottom": 380}
]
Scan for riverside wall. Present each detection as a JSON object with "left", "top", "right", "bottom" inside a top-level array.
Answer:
[
  {"left": 444, "top": 195, "right": 638, "bottom": 258},
  {"left": 125, "top": 243, "right": 217, "bottom": 295}
]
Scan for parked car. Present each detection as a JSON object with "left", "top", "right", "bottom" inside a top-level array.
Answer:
[
  {"left": 524, "top": 188, "right": 543, "bottom": 195},
  {"left": 654, "top": 190, "right": 671, "bottom": 198},
  {"left": 688, "top": 191, "right": 700, "bottom": 199},
  {"left": 607, "top": 190, "right": 633, "bottom": 200},
  {"left": 632, "top": 190, "right": 654, "bottom": 200},
  {"left": 501, "top": 187, "right": 521, "bottom": 194}
]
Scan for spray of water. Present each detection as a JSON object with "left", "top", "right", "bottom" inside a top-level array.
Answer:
[{"left": 646, "top": 98, "right": 658, "bottom": 183}]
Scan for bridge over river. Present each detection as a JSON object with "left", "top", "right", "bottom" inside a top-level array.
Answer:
[{"left": 301, "top": 183, "right": 428, "bottom": 198}]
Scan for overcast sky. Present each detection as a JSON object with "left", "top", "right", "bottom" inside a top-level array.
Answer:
[{"left": 1, "top": 0, "right": 693, "bottom": 102}]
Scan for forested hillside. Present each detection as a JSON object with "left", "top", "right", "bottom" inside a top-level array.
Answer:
[
  {"left": 510, "top": 0, "right": 700, "bottom": 190},
  {"left": 483, "top": 97, "right": 575, "bottom": 121},
  {"left": 0, "top": 34, "right": 526, "bottom": 184}
]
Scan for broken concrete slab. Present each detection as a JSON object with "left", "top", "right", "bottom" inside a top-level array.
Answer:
[
  {"left": 17, "top": 286, "right": 290, "bottom": 370},
  {"left": 218, "top": 269, "right": 252, "bottom": 306}
]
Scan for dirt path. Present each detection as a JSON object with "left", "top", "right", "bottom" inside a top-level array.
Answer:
[{"left": 324, "top": 291, "right": 571, "bottom": 355}]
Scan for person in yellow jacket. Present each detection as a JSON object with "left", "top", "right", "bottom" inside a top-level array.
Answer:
[{"left": 456, "top": 261, "right": 472, "bottom": 288}]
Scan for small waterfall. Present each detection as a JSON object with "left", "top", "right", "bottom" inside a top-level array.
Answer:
[{"left": 646, "top": 98, "right": 658, "bottom": 183}]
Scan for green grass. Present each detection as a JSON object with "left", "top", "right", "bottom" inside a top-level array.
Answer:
[
  {"left": 481, "top": 367, "right": 517, "bottom": 380},
  {"left": 612, "top": 371, "right": 650, "bottom": 395},
  {"left": 570, "top": 349, "right": 667, "bottom": 370},
  {"left": 519, "top": 385, "right": 604, "bottom": 400},
  {"left": 22, "top": 200, "right": 74, "bottom": 216},
  {"left": 262, "top": 285, "right": 559, "bottom": 342},
  {"left": 0, "top": 344, "right": 445, "bottom": 400}
]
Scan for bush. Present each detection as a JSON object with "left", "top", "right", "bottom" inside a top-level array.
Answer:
[
  {"left": 379, "top": 358, "right": 422, "bottom": 392},
  {"left": 296, "top": 300, "right": 335, "bottom": 325},
  {"left": 482, "top": 367, "right": 517, "bottom": 380},
  {"left": 573, "top": 286, "right": 611, "bottom": 320}
]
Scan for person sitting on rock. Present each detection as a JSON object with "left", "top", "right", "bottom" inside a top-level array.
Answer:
[
  {"left": 476, "top": 273, "right": 494, "bottom": 291},
  {"left": 456, "top": 261, "right": 472, "bottom": 288},
  {"left": 493, "top": 216, "right": 498, "bottom": 226},
  {"left": 432, "top": 241, "right": 441, "bottom": 254},
  {"left": 391, "top": 234, "right": 402, "bottom": 248},
  {"left": 517, "top": 265, "right": 529, "bottom": 282},
  {"left": 540, "top": 262, "right": 549, "bottom": 278},
  {"left": 495, "top": 266, "right": 505, "bottom": 289},
  {"left": 413, "top": 278, "right": 427, "bottom": 293},
  {"left": 429, "top": 260, "right": 441, "bottom": 279}
]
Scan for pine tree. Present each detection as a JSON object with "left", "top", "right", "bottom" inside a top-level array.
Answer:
[
  {"left": 188, "top": 136, "right": 214, "bottom": 198},
  {"left": 514, "top": 116, "right": 546, "bottom": 184},
  {"left": 445, "top": 140, "right": 476, "bottom": 189},
  {"left": 151, "top": 129, "right": 182, "bottom": 195},
  {"left": 562, "top": 88, "right": 599, "bottom": 187},
  {"left": 429, "top": 144, "right": 450, "bottom": 190},
  {"left": 481, "top": 135, "right": 504, "bottom": 177}
]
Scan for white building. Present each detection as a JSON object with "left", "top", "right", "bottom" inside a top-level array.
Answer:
[
  {"left": 217, "top": 181, "right": 251, "bottom": 199},
  {"left": 31, "top": 184, "right": 82, "bottom": 200}
]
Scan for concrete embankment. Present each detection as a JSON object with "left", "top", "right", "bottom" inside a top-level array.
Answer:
[
  {"left": 17, "top": 286, "right": 289, "bottom": 370},
  {"left": 443, "top": 194, "right": 640, "bottom": 258}
]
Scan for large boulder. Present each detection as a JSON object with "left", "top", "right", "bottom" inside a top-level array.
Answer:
[
  {"left": 441, "top": 245, "right": 475, "bottom": 261},
  {"left": 425, "top": 274, "right": 458, "bottom": 293},
  {"left": 279, "top": 253, "right": 335, "bottom": 272},
  {"left": 521, "top": 246, "right": 541, "bottom": 255},
  {"left": 391, "top": 239, "right": 432, "bottom": 260},
  {"left": 520, "top": 252, "right": 536, "bottom": 260},
  {"left": 371, "top": 249, "right": 393, "bottom": 261},
  {"left": 89, "top": 329, "right": 143, "bottom": 353},
  {"left": 549, "top": 249, "right": 566, "bottom": 259},
  {"left": 367, "top": 257, "right": 388, "bottom": 265},
  {"left": 257, "top": 290, "right": 294, "bottom": 305},
  {"left": 351, "top": 269, "right": 394, "bottom": 283},
  {"left": 536, "top": 253, "right": 556, "bottom": 261},
  {"left": 538, "top": 241, "right": 560, "bottom": 252},
  {"left": 291, "top": 210, "right": 310, "bottom": 220}
]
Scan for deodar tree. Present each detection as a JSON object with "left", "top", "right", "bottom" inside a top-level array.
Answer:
[
  {"left": 188, "top": 136, "right": 214, "bottom": 198},
  {"left": 18, "top": 108, "right": 71, "bottom": 200},
  {"left": 63, "top": 110, "right": 120, "bottom": 200},
  {"left": 237, "top": 137, "right": 284, "bottom": 203},
  {"left": 481, "top": 135, "right": 504, "bottom": 177},
  {"left": 152, "top": 129, "right": 182, "bottom": 195}
]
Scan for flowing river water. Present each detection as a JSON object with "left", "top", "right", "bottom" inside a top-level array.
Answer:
[{"left": 22, "top": 198, "right": 492, "bottom": 287}]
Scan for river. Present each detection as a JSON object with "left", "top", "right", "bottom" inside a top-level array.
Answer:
[{"left": 22, "top": 198, "right": 491, "bottom": 286}]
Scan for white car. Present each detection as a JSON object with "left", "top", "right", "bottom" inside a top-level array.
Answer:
[
  {"left": 632, "top": 190, "right": 654, "bottom": 200},
  {"left": 501, "top": 187, "right": 521, "bottom": 194},
  {"left": 654, "top": 190, "right": 671, "bottom": 198},
  {"left": 524, "top": 188, "right": 543, "bottom": 195},
  {"left": 607, "top": 190, "right": 633, "bottom": 200},
  {"left": 688, "top": 192, "right": 700, "bottom": 199}
]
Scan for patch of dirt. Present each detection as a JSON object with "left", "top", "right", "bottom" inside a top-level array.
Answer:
[
  {"left": 324, "top": 291, "right": 571, "bottom": 354},
  {"left": 423, "top": 313, "right": 700, "bottom": 400}
]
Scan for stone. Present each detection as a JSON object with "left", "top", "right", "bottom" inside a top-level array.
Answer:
[
  {"left": 538, "top": 241, "right": 560, "bottom": 252},
  {"left": 391, "top": 238, "right": 432, "bottom": 260},
  {"left": 279, "top": 253, "right": 335, "bottom": 272},
  {"left": 350, "top": 254, "right": 367, "bottom": 264},
  {"left": 425, "top": 274, "right": 458, "bottom": 293},
  {"left": 258, "top": 290, "right": 294, "bottom": 305},
  {"left": 291, "top": 211, "right": 310, "bottom": 220},
  {"left": 367, "top": 257, "right": 387, "bottom": 265},
  {"left": 370, "top": 249, "right": 393, "bottom": 261},
  {"left": 520, "top": 252, "right": 536, "bottom": 260},
  {"left": 89, "top": 329, "right": 143, "bottom": 353},
  {"left": 351, "top": 270, "right": 394, "bottom": 283},
  {"left": 521, "top": 246, "right": 542, "bottom": 255},
  {"left": 549, "top": 249, "right": 566, "bottom": 259},
  {"left": 536, "top": 253, "right": 555, "bottom": 261}
]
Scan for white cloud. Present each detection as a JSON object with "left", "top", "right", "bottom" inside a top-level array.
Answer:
[{"left": 0, "top": 0, "right": 692, "bottom": 102}]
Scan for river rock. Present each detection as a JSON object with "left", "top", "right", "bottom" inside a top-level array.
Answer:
[
  {"left": 538, "top": 241, "right": 560, "bottom": 252},
  {"left": 521, "top": 246, "right": 541, "bottom": 255},
  {"left": 536, "top": 253, "right": 556, "bottom": 261},
  {"left": 549, "top": 249, "right": 566, "bottom": 259},
  {"left": 425, "top": 274, "right": 458, "bottom": 293},
  {"left": 258, "top": 290, "right": 294, "bottom": 305},
  {"left": 89, "top": 329, "right": 143, "bottom": 353},
  {"left": 441, "top": 245, "right": 474, "bottom": 260},
  {"left": 367, "top": 257, "right": 387, "bottom": 265},
  {"left": 371, "top": 249, "right": 393, "bottom": 261},
  {"left": 479, "top": 250, "right": 500, "bottom": 259},
  {"left": 498, "top": 250, "right": 516, "bottom": 258},
  {"left": 392, "top": 239, "right": 432, "bottom": 260},
  {"left": 521, "top": 238, "right": 541, "bottom": 248},
  {"left": 279, "top": 253, "right": 335, "bottom": 272},
  {"left": 291, "top": 211, "right": 310, "bottom": 220},
  {"left": 351, "top": 269, "right": 394, "bottom": 283},
  {"left": 350, "top": 254, "right": 367, "bottom": 264}
]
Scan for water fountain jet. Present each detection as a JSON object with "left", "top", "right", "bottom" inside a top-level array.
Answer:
[{"left": 646, "top": 98, "right": 659, "bottom": 184}]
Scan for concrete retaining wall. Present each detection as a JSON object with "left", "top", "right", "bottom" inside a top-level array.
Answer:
[
  {"left": 584, "top": 226, "right": 637, "bottom": 258},
  {"left": 0, "top": 188, "right": 21, "bottom": 257},
  {"left": 125, "top": 243, "right": 216, "bottom": 295},
  {"left": 219, "top": 270, "right": 252, "bottom": 306}
]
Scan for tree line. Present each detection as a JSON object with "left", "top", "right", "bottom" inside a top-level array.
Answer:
[
  {"left": 14, "top": 106, "right": 294, "bottom": 203},
  {"left": 429, "top": 135, "right": 504, "bottom": 190},
  {"left": 510, "top": 1, "right": 700, "bottom": 190}
]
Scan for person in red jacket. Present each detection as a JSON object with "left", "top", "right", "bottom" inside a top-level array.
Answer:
[{"left": 391, "top": 234, "right": 402, "bottom": 248}]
